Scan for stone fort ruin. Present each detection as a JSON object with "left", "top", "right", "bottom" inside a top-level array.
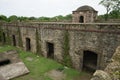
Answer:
[{"left": 0, "top": 5, "right": 120, "bottom": 75}]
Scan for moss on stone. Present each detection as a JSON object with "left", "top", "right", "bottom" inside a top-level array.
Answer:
[
  {"left": 114, "top": 71, "right": 120, "bottom": 79},
  {"left": 62, "top": 30, "right": 72, "bottom": 67},
  {"left": 0, "top": 27, "right": 2, "bottom": 42},
  {"left": 36, "top": 28, "right": 42, "bottom": 55},
  {"left": 18, "top": 27, "right": 23, "bottom": 47},
  {"left": 6, "top": 27, "right": 12, "bottom": 45},
  {"left": 0, "top": 27, "right": 6, "bottom": 45}
]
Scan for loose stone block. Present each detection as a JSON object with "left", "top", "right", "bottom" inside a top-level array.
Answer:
[{"left": 0, "top": 62, "right": 29, "bottom": 80}]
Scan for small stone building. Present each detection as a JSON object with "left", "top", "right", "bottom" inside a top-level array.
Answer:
[{"left": 72, "top": 5, "right": 98, "bottom": 23}]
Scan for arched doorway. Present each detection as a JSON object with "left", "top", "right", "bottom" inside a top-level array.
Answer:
[
  {"left": 82, "top": 50, "right": 98, "bottom": 73},
  {"left": 79, "top": 16, "right": 84, "bottom": 23}
]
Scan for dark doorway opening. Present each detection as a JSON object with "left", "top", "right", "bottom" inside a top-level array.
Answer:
[
  {"left": 12, "top": 35, "right": 16, "bottom": 46},
  {"left": 47, "top": 42, "right": 54, "bottom": 59},
  {"left": 0, "top": 59, "right": 11, "bottom": 66},
  {"left": 83, "top": 50, "right": 98, "bottom": 73},
  {"left": 26, "top": 38, "right": 31, "bottom": 51},
  {"left": 79, "top": 16, "right": 84, "bottom": 23},
  {"left": 3, "top": 32, "right": 6, "bottom": 43},
  {"left": 0, "top": 35, "right": 1, "bottom": 42},
  {"left": 0, "top": 31, "right": 2, "bottom": 42}
]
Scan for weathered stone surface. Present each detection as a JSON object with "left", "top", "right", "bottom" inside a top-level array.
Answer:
[
  {"left": 0, "top": 73, "right": 7, "bottom": 80},
  {"left": 91, "top": 46, "right": 120, "bottom": 80},
  {"left": 91, "top": 70, "right": 112, "bottom": 80},
  {"left": 104, "top": 46, "right": 120, "bottom": 80},
  {"left": 0, "top": 50, "right": 21, "bottom": 64},
  {"left": 72, "top": 5, "right": 98, "bottom": 23},
  {"left": 0, "top": 18, "right": 120, "bottom": 72},
  {"left": 4, "top": 50, "right": 17, "bottom": 55},
  {"left": 112, "top": 46, "right": 120, "bottom": 62},
  {"left": 0, "top": 62, "right": 29, "bottom": 79},
  {"left": 0, "top": 54, "right": 8, "bottom": 62},
  {"left": 105, "top": 61, "right": 120, "bottom": 78}
]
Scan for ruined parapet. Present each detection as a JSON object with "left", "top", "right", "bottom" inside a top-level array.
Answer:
[{"left": 91, "top": 46, "right": 120, "bottom": 80}]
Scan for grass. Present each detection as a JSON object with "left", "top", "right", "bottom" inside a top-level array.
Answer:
[{"left": 0, "top": 45, "right": 88, "bottom": 80}]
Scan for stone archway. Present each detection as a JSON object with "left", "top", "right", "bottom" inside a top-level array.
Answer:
[
  {"left": 79, "top": 16, "right": 84, "bottom": 23},
  {"left": 82, "top": 50, "right": 98, "bottom": 73}
]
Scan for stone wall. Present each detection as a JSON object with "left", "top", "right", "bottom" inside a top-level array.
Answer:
[
  {"left": 72, "top": 11, "right": 97, "bottom": 23},
  {"left": 0, "top": 22, "right": 120, "bottom": 71}
]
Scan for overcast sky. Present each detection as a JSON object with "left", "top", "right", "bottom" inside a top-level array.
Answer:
[{"left": 0, "top": 0, "right": 106, "bottom": 17}]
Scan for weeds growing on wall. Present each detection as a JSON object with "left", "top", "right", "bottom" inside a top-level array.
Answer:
[
  {"left": 18, "top": 27, "right": 23, "bottom": 47},
  {"left": 0, "top": 27, "right": 6, "bottom": 45},
  {"left": 6, "top": 27, "right": 12, "bottom": 45},
  {"left": 0, "top": 26, "right": 13, "bottom": 45},
  {"left": 36, "top": 28, "right": 42, "bottom": 55},
  {"left": 0, "top": 27, "right": 3, "bottom": 43},
  {"left": 63, "top": 30, "right": 72, "bottom": 67}
]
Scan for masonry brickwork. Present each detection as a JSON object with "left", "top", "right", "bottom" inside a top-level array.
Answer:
[{"left": 0, "top": 22, "right": 120, "bottom": 71}]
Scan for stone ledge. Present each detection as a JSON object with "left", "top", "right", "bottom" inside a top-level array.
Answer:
[
  {"left": 0, "top": 73, "right": 7, "bottom": 80},
  {"left": 0, "top": 62, "right": 29, "bottom": 80}
]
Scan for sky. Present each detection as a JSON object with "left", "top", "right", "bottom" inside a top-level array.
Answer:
[{"left": 0, "top": 0, "right": 106, "bottom": 17}]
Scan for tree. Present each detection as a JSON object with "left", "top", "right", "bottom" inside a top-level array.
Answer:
[
  {"left": 99, "top": 0, "right": 120, "bottom": 20},
  {"left": 18, "top": 16, "right": 29, "bottom": 22},
  {"left": 64, "top": 14, "right": 72, "bottom": 22},
  {"left": 38, "top": 17, "right": 50, "bottom": 22},
  {"left": 111, "top": 0, "right": 120, "bottom": 18},
  {"left": 99, "top": 0, "right": 113, "bottom": 20},
  {"left": 54, "top": 15, "right": 64, "bottom": 21},
  {"left": 0, "top": 15, "right": 7, "bottom": 21},
  {"left": 29, "top": 17, "right": 37, "bottom": 21},
  {"left": 112, "top": 0, "right": 120, "bottom": 11},
  {"left": 109, "top": 10, "right": 120, "bottom": 19},
  {"left": 8, "top": 15, "right": 18, "bottom": 22}
]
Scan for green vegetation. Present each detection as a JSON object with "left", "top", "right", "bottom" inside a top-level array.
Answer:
[
  {"left": 8, "top": 15, "right": 18, "bottom": 22},
  {"left": 36, "top": 28, "right": 42, "bottom": 55},
  {"left": 17, "top": 27, "right": 23, "bottom": 47},
  {"left": 62, "top": 31, "right": 72, "bottom": 67},
  {"left": 0, "top": 27, "right": 3, "bottom": 43},
  {"left": 0, "top": 45, "right": 87, "bottom": 80},
  {"left": 0, "top": 14, "right": 72, "bottom": 22},
  {"left": 0, "top": 15, "right": 7, "bottom": 22},
  {"left": 114, "top": 71, "right": 120, "bottom": 79},
  {"left": 99, "top": 0, "right": 120, "bottom": 20},
  {"left": 0, "top": 45, "right": 17, "bottom": 52},
  {"left": 6, "top": 27, "right": 12, "bottom": 45}
]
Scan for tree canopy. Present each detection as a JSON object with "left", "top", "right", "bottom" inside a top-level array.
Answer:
[
  {"left": 99, "top": 0, "right": 120, "bottom": 20},
  {"left": 0, "top": 15, "right": 8, "bottom": 21},
  {"left": 0, "top": 14, "right": 72, "bottom": 22}
]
